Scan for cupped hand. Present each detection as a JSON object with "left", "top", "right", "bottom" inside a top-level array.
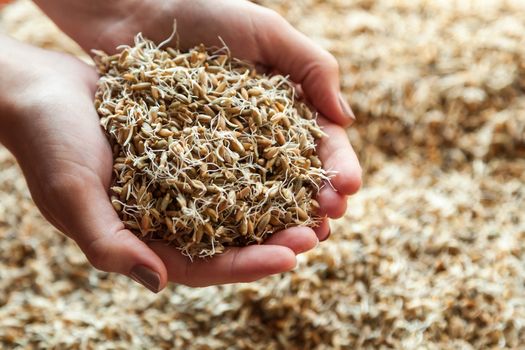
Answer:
[
  {"left": 90, "top": 0, "right": 363, "bottom": 235},
  {"left": 35, "top": 0, "right": 363, "bottom": 233},
  {"left": 1, "top": 34, "right": 360, "bottom": 292}
]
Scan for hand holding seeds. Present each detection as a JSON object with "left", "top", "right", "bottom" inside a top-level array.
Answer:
[{"left": 1, "top": 0, "right": 361, "bottom": 293}]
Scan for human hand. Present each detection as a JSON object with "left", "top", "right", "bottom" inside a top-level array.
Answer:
[
  {"left": 34, "top": 0, "right": 363, "bottom": 227},
  {"left": 0, "top": 35, "right": 360, "bottom": 292}
]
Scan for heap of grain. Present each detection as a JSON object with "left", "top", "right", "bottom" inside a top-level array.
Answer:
[{"left": 94, "top": 34, "right": 329, "bottom": 258}]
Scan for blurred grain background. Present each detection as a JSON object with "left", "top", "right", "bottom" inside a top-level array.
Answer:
[{"left": 0, "top": 0, "right": 524, "bottom": 349}]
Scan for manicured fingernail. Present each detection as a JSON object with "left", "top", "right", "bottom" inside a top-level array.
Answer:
[
  {"left": 338, "top": 93, "right": 356, "bottom": 122},
  {"left": 130, "top": 265, "right": 161, "bottom": 293}
]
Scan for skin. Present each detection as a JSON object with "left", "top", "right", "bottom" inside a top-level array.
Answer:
[{"left": 0, "top": 0, "right": 361, "bottom": 291}]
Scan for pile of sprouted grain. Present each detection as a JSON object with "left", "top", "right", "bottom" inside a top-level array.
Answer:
[{"left": 93, "top": 33, "right": 330, "bottom": 258}]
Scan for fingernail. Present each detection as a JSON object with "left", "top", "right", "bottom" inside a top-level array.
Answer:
[
  {"left": 130, "top": 265, "right": 161, "bottom": 293},
  {"left": 338, "top": 93, "right": 356, "bottom": 122}
]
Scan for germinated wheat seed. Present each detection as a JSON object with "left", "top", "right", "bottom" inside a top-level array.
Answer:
[{"left": 93, "top": 34, "right": 330, "bottom": 258}]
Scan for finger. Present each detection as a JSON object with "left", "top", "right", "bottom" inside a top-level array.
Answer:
[
  {"left": 320, "top": 227, "right": 331, "bottom": 242},
  {"left": 44, "top": 174, "right": 168, "bottom": 293},
  {"left": 150, "top": 243, "right": 296, "bottom": 288},
  {"left": 316, "top": 185, "right": 348, "bottom": 219},
  {"left": 256, "top": 10, "right": 355, "bottom": 126},
  {"left": 317, "top": 117, "right": 362, "bottom": 195},
  {"left": 264, "top": 226, "right": 318, "bottom": 254},
  {"left": 313, "top": 217, "right": 330, "bottom": 241}
]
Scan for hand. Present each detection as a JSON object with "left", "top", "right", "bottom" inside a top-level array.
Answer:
[
  {"left": 35, "top": 0, "right": 362, "bottom": 221},
  {"left": 0, "top": 37, "right": 358, "bottom": 291},
  {"left": 8, "top": 0, "right": 361, "bottom": 291}
]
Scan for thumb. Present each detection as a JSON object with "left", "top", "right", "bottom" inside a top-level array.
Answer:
[
  {"left": 44, "top": 174, "right": 168, "bottom": 293},
  {"left": 256, "top": 10, "right": 356, "bottom": 127}
]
